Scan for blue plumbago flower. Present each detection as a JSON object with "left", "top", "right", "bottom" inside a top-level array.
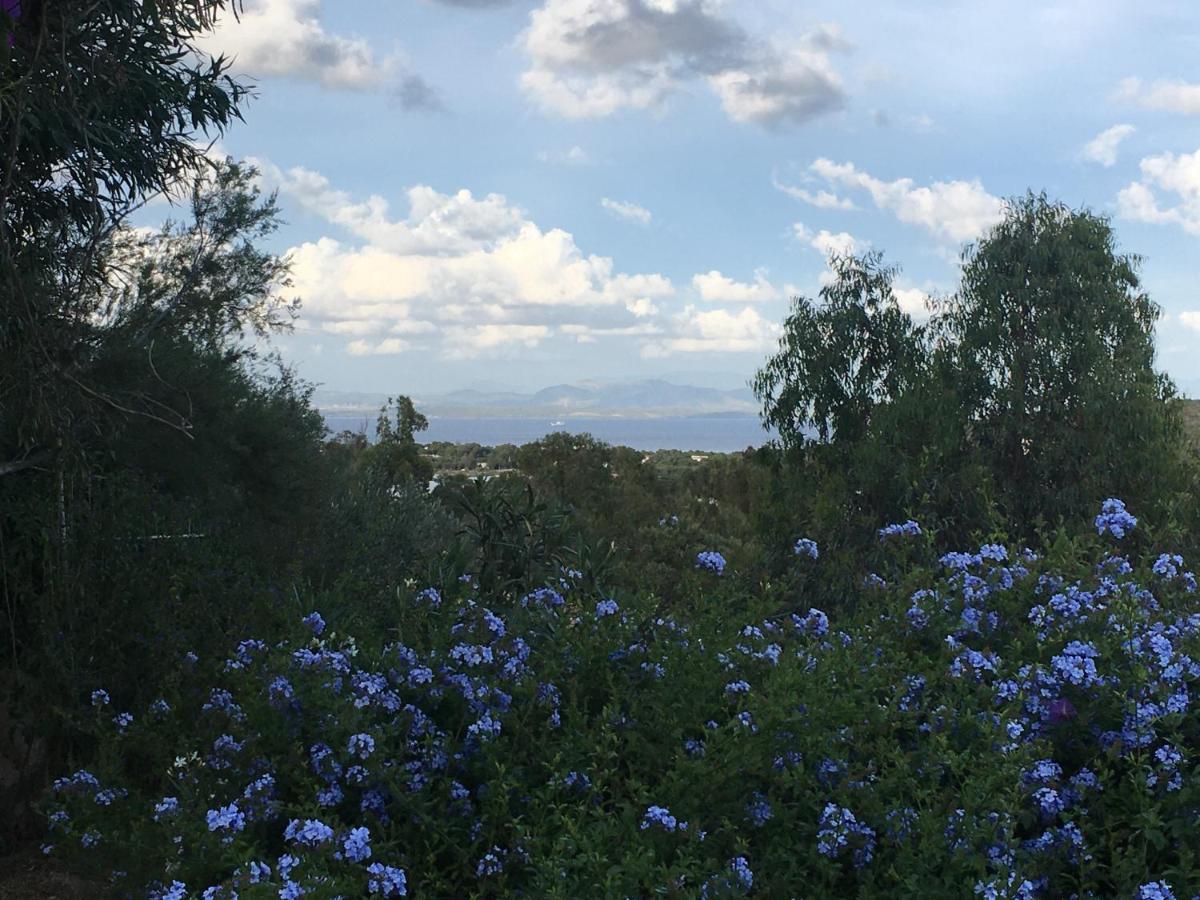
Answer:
[
  {"left": 90, "top": 689, "right": 110, "bottom": 708},
  {"left": 817, "top": 803, "right": 876, "bottom": 867},
  {"left": 1152, "top": 553, "right": 1183, "bottom": 579},
  {"left": 1051, "top": 641, "right": 1101, "bottom": 688},
  {"left": 794, "top": 607, "right": 829, "bottom": 638},
  {"left": 594, "top": 598, "right": 619, "bottom": 619},
  {"left": 339, "top": 826, "right": 372, "bottom": 863},
  {"left": 695, "top": 551, "right": 727, "bottom": 575},
  {"left": 1095, "top": 498, "right": 1137, "bottom": 539},
  {"left": 1023, "top": 759, "right": 1062, "bottom": 785},
  {"left": 878, "top": 519, "right": 922, "bottom": 539},
  {"left": 793, "top": 537, "right": 819, "bottom": 559},
  {"left": 1031, "top": 786, "right": 1066, "bottom": 819},
  {"left": 348, "top": 732, "right": 376, "bottom": 759},
  {"left": 111, "top": 712, "right": 133, "bottom": 732},
  {"left": 80, "top": 829, "right": 100, "bottom": 848},
  {"left": 414, "top": 587, "right": 442, "bottom": 607},
  {"left": 301, "top": 611, "right": 326, "bottom": 635},
  {"left": 641, "top": 805, "right": 681, "bottom": 831},
  {"left": 730, "top": 856, "right": 753, "bottom": 889},
  {"left": 155, "top": 882, "right": 187, "bottom": 900},
  {"left": 560, "top": 771, "right": 591, "bottom": 792},
  {"left": 268, "top": 675, "right": 295, "bottom": 708},
  {"left": 93, "top": 787, "right": 125, "bottom": 806},
  {"left": 367, "top": 863, "right": 408, "bottom": 896},
  {"left": 1137, "top": 882, "right": 1177, "bottom": 900},
  {"left": 725, "top": 679, "right": 751, "bottom": 695},
  {"left": 148, "top": 698, "right": 171, "bottom": 717},
  {"left": 284, "top": 817, "right": 334, "bottom": 847},
  {"left": 974, "top": 874, "right": 1038, "bottom": 899},
  {"left": 206, "top": 803, "right": 245, "bottom": 834},
  {"left": 979, "top": 543, "right": 1008, "bottom": 562},
  {"left": 201, "top": 688, "right": 245, "bottom": 722},
  {"left": 746, "top": 792, "right": 773, "bottom": 826},
  {"left": 685, "top": 738, "right": 707, "bottom": 758},
  {"left": 244, "top": 861, "right": 271, "bottom": 884},
  {"left": 476, "top": 847, "right": 507, "bottom": 877},
  {"left": 519, "top": 587, "right": 564, "bottom": 610}
]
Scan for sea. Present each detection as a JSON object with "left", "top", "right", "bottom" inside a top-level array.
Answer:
[{"left": 321, "top": 415, "right": 773, "bottom": 453}]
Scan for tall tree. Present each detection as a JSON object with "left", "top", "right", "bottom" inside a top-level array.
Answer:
[
  {"left": 936, "top": 192, "right": 1185, "bottom": 529},
  {"left": 754, "top": 251, "right": 926, "bottom": 448},
  {"left": 0, "top": 0, "right": 246, "bottom": 478}
]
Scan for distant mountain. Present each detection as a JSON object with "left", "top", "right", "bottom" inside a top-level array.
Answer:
[{"left": 313, "top": 379, "right": 759, "bottom": 419}]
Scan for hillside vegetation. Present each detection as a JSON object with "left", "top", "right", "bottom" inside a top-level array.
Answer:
[{"left": 4, "top": 4, "right": 1200, "bottom": 898}]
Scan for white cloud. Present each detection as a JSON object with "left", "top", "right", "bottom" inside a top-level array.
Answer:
[
  {"left": 1178, "top": 311, "right": 1200, "bottom": 333},
  {"left": 1117, "top": 147, "right": 1200, "bottom": 235},
  {"left": 707, "top": 41, "right": 845, "bottom": 129},
  {"left": 692, "top": 269, "right": 780, "bottom": 303},
  {"left": 201, "top": 0, "right": 397, "bottom": 90},
  {"left": 1081, "top": 124, "right": 1135, "bottom": 167},
  {"left": 601, "top": 197, "right": 653, "bottom": 225},
  {"left": 642, "top": 305, "right": 781, "bottom": 357},
  {"left": 893, "top": 286, "right": 931, "bottom": 321},
  {"left": 254, "top": 162, "right": 678, "bottom": 357},
  {"left": 518, "top": 0, "right": 846, "bottom": 128},
  {"left": 1115, "top": 77, "right": 1200, "bottom": 116},
  {"left": 538, "top": 145, "right": 591, "bottom": 165},
  {"left": 773, "top": 173, "right": 856, "bottom": 210},
  {"left": 347, "top": 338, "right": 410, "bottom": 356},
  {"left": 808, "top": 228, "right": 860, "bottom": 258},
  {"left": 806, "top": 158, "right": 1003, "bottom": 243}
]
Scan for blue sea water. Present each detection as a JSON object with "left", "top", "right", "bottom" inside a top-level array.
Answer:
[{"left": 322, "top": 415, "right": 773, "bottom": 453}]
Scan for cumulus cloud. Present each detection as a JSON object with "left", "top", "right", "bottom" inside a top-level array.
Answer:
[
  {"left": 601, "top": 198, "right": 653, "bottom": 225},
  {"left": 1117, "top": 147, "right": 1200, "bottom": 234},
  {"left": 518, "top": 0, "right": 847, "bottom": 128},
  {"left": 773, "top": 172, "right": 856, "bottom": 210},
  {"left": 643, "top": 305, "right": 781, "bottom": 357},
  {"left": 1081, "top": 124, "right": 1135, "bottom": 167},
  {"left": 252, "top": 162, "right": 678, "bottom": 357},
  {"left": 707, "top": 41, "right": 845, "bottom": 129},
  {"left": 1115, "top": 78, "right": 1200, "bottom": 116},
  {"left": 692, "top": 269, "right": 780, "bottom": 303},
  {"left": 1178, "top": 311, "right": 1200, "bottom": 333},
  {"left": 803, "top": 158, "right": 1003, "bottom": 243},
  {"left": 796, "top": 225, "right": 861, "bottom": 258},
  {"left": 199, "top": 0, "right": 395, "bottom": 89}
]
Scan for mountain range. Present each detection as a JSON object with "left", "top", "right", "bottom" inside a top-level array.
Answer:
[{"left": 314, "top": 379, "right": 759, "bottom": 419}]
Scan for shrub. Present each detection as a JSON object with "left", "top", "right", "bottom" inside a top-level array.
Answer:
[{"left": 41, "top": 501, "right": 1200, "bottom": 898}]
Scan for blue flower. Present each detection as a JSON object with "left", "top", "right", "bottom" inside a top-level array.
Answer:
[
  {"left": 206, "top": 803, "right": 245, "bottom": 834},
  {"left": 302, "top": 611, "right": 326, "bottom": 635},
  {"left": 817, "top": 803, "right": 875, "bottom": 868},
  {"left": 341, "top": 826, "right": 372, "bottom": 863},
  {"left": 641, "top": 804, "right": 681, "bottom": 832},
  {"left": 793, "top": 537, "right": 819, "bottom": 559},
  {"left": 348, "top": 732, "right": 376, "bottom": 760},
  {"left": 729, "top": 856, "right": 753, "bottom": 889},
  {"left": 1095, "top": 498, "right": 1137, "bottom": 539},
  {"left": 367, "top": 863, "right": 408, "bottom": 896},
  {"left": 878, "top": 519, "right": 922, "bottom": 539},
  {"left": 1137, "top": 882, "right": 1177, "bottom": 900},
  {"left": 696, "top": 551, "right": 727, "bottom": 575},
  {"left": 595, "top": 598, "right": 619, "bottom": 619},
  {"left": 284, "top": 817, "right": 334, "bottom": 847},
  {"left": 90, "top": 689, "right": 110, "bottom": 708}
]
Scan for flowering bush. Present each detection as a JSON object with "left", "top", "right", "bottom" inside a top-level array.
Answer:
[{"left": 41, "top": 501, "right": 1200, "bottom": 897}]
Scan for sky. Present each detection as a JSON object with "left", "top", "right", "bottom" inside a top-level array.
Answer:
[{"left": 181, "top": 0, "right": 1200, "bottom": 396}]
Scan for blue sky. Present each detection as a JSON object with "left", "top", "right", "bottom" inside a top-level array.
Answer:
[{"left": 187, "top": 0, "right": 1200, "bottom": 395}]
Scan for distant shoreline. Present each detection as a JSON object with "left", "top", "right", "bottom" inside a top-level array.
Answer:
[{"left": 321, "top": 413, "right": 773, "bottom": 453}]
